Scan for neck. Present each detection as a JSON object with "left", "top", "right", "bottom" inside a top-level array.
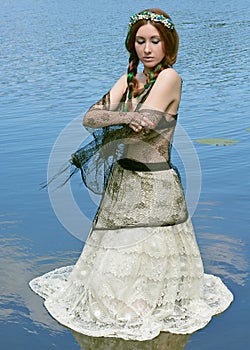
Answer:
[{"left": 143, "top": 69, "right": 151, "bottom": 77}]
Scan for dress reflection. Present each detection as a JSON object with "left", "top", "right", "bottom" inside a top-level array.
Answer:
[{"left": 72, "top": 330, "right": 190, "bottom": 350}]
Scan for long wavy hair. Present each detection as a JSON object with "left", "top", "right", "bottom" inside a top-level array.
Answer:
[{"left": 125, "top": 8, "right": 179, "bottom": 99}]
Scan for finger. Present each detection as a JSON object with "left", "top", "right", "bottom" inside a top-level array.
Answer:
[
  {"left": 141, "top": 117, "right": 155, "bottom": 129},
  {"left": 130, "top": 121, "right": 143, "bottom": 129},
  {"left": 130, "top": 120, "right": 140, "bottom": 127},
  {"left": 129, "top": 123, "right": 142, "bottom": 132}
]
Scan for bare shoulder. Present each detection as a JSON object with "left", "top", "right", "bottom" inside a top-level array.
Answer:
[
  {"left": 111, "top": 73, "right": 127, "bottom": 92},
  {"left": 143, "top": 68, "right": 182, "bottom": 112},
  {"left": 110, "top": 73, "right": 128, "bottom": 109},
  {"left": 156, "top": 68, "right": 182, "bottom": 86}
]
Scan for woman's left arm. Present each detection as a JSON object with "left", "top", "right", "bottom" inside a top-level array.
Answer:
[{"left": 130, "top": 68, "right": 182, "bottom": 132}]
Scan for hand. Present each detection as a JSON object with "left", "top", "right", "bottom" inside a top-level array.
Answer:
[{"left": 129, "top": 116, "right": 156, "bottom": 133}]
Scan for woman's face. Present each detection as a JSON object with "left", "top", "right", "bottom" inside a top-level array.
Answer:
[{"left": 134, "top": 23, "right": 165, "bottom": 73}]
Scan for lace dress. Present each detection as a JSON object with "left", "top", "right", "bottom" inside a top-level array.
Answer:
[{"left": 29, "top": 84, "right": 233, "bottom": 341}]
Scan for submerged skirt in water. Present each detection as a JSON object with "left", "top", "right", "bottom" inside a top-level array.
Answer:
[{"left": 29, "top": 161, "right": 233, "bottom": 341}]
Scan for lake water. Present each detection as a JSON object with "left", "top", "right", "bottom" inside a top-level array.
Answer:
[{"left": 0, "top": 0, "right": 249, "bottom": 349}]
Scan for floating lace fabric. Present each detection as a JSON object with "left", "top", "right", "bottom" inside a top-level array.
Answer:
[{"left": 29, "top": 83, "right": 233, "bottom": 341}]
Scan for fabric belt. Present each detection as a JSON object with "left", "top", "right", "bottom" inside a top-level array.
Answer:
[{"left": 118, "top": 158, "right": 171, "bottom": 172}]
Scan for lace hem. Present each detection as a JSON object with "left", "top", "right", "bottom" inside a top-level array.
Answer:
[
  {"left": 29, "top": 271, "right": 233, "bottom": 340},
  {"left": 29, "top": 220, "right": 233, "bottom": 340}
]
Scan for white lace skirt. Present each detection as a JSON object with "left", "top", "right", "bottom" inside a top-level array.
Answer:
[{"left": 29, "top": 162, "right": 233, "bottom": 341}]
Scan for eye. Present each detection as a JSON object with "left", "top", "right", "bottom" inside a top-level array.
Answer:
[
  {"left": 151, "top": 38, "right": 161, "bottom": 44},
  {"left": 136, "top": 39, "right": 145, "bottom": 45}
]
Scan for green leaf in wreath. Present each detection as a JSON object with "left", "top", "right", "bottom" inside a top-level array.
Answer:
[
  {"left": 194, "top": 138, "right": 239, "bottom": 146},
  {"left": 246, "top": 128, "right": 250, "bottom": 132}
]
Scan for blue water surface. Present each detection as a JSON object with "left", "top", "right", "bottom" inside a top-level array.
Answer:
[{"left": 0, "top": 0, "right": 249, "bottom": 349}]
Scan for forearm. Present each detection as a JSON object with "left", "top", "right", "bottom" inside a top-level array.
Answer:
[
  {"left": 83, "top": 109, "right": 142, "bottom": 128},
  {"left": 83, "top": 108, "right": 164, "bottom": 130}
]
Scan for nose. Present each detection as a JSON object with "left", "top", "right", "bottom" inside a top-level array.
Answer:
[{"left": 144, "top": 41, "right": 151, "bottom": 54}]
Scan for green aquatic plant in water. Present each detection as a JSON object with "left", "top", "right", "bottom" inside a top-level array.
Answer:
[{"left": 194, "top": 138, "right": 239, "bottom": 146}]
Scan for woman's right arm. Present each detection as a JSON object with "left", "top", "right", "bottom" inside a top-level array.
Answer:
[
  {"left": 83, "top": 74, "right": 143, "bottom": 128},
  {"left": 83, "top": 109, "right": 142, "bottom": 128}
]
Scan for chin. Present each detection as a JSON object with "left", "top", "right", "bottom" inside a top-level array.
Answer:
[{"left": 143, "top": 63, "right": 157, "bottom": 70}]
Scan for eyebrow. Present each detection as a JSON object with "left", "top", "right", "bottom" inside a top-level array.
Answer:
[{"left": 135, "top": 35, "right": 161, "bottom": 39}]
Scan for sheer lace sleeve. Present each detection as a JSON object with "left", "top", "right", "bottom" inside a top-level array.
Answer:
[
  {"left": 69, "top": 89, "right": 171, "bottom": 194},
  {"left": 84, "top": 92, "right": 140, "bottom": 128},
  {"left": 83, "top": 89, "right": 164, "bottom": 129}
]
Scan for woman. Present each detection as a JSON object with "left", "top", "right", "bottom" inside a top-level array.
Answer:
[{"left": 30, "top": 9, "right": 233, "bottom": 341}]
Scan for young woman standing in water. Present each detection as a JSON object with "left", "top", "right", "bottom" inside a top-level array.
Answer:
[{"left": 30, "top": 8, "right": 233, "bottom": 341}]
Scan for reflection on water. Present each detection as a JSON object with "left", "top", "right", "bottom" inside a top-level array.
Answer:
[
  {"left": 0, "top": 213, "right": 78, "bottom": 332},
  {"left": 72, "top": 330, "right": 190, "bottom": 350},
  {"left": 200, "top": 232, "right": 248, "bottom": 286},
  {"left": 195, "top": 201, "right": 249, "bottom": 286}
]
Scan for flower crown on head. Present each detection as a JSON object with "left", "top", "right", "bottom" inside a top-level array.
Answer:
[{"left": 128, "top": 11, "right": 175, "bottom": 31}]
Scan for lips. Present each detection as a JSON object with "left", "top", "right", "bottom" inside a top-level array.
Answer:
[{"left": 143, "top": 57, "right": 154, "bottom": 61}]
